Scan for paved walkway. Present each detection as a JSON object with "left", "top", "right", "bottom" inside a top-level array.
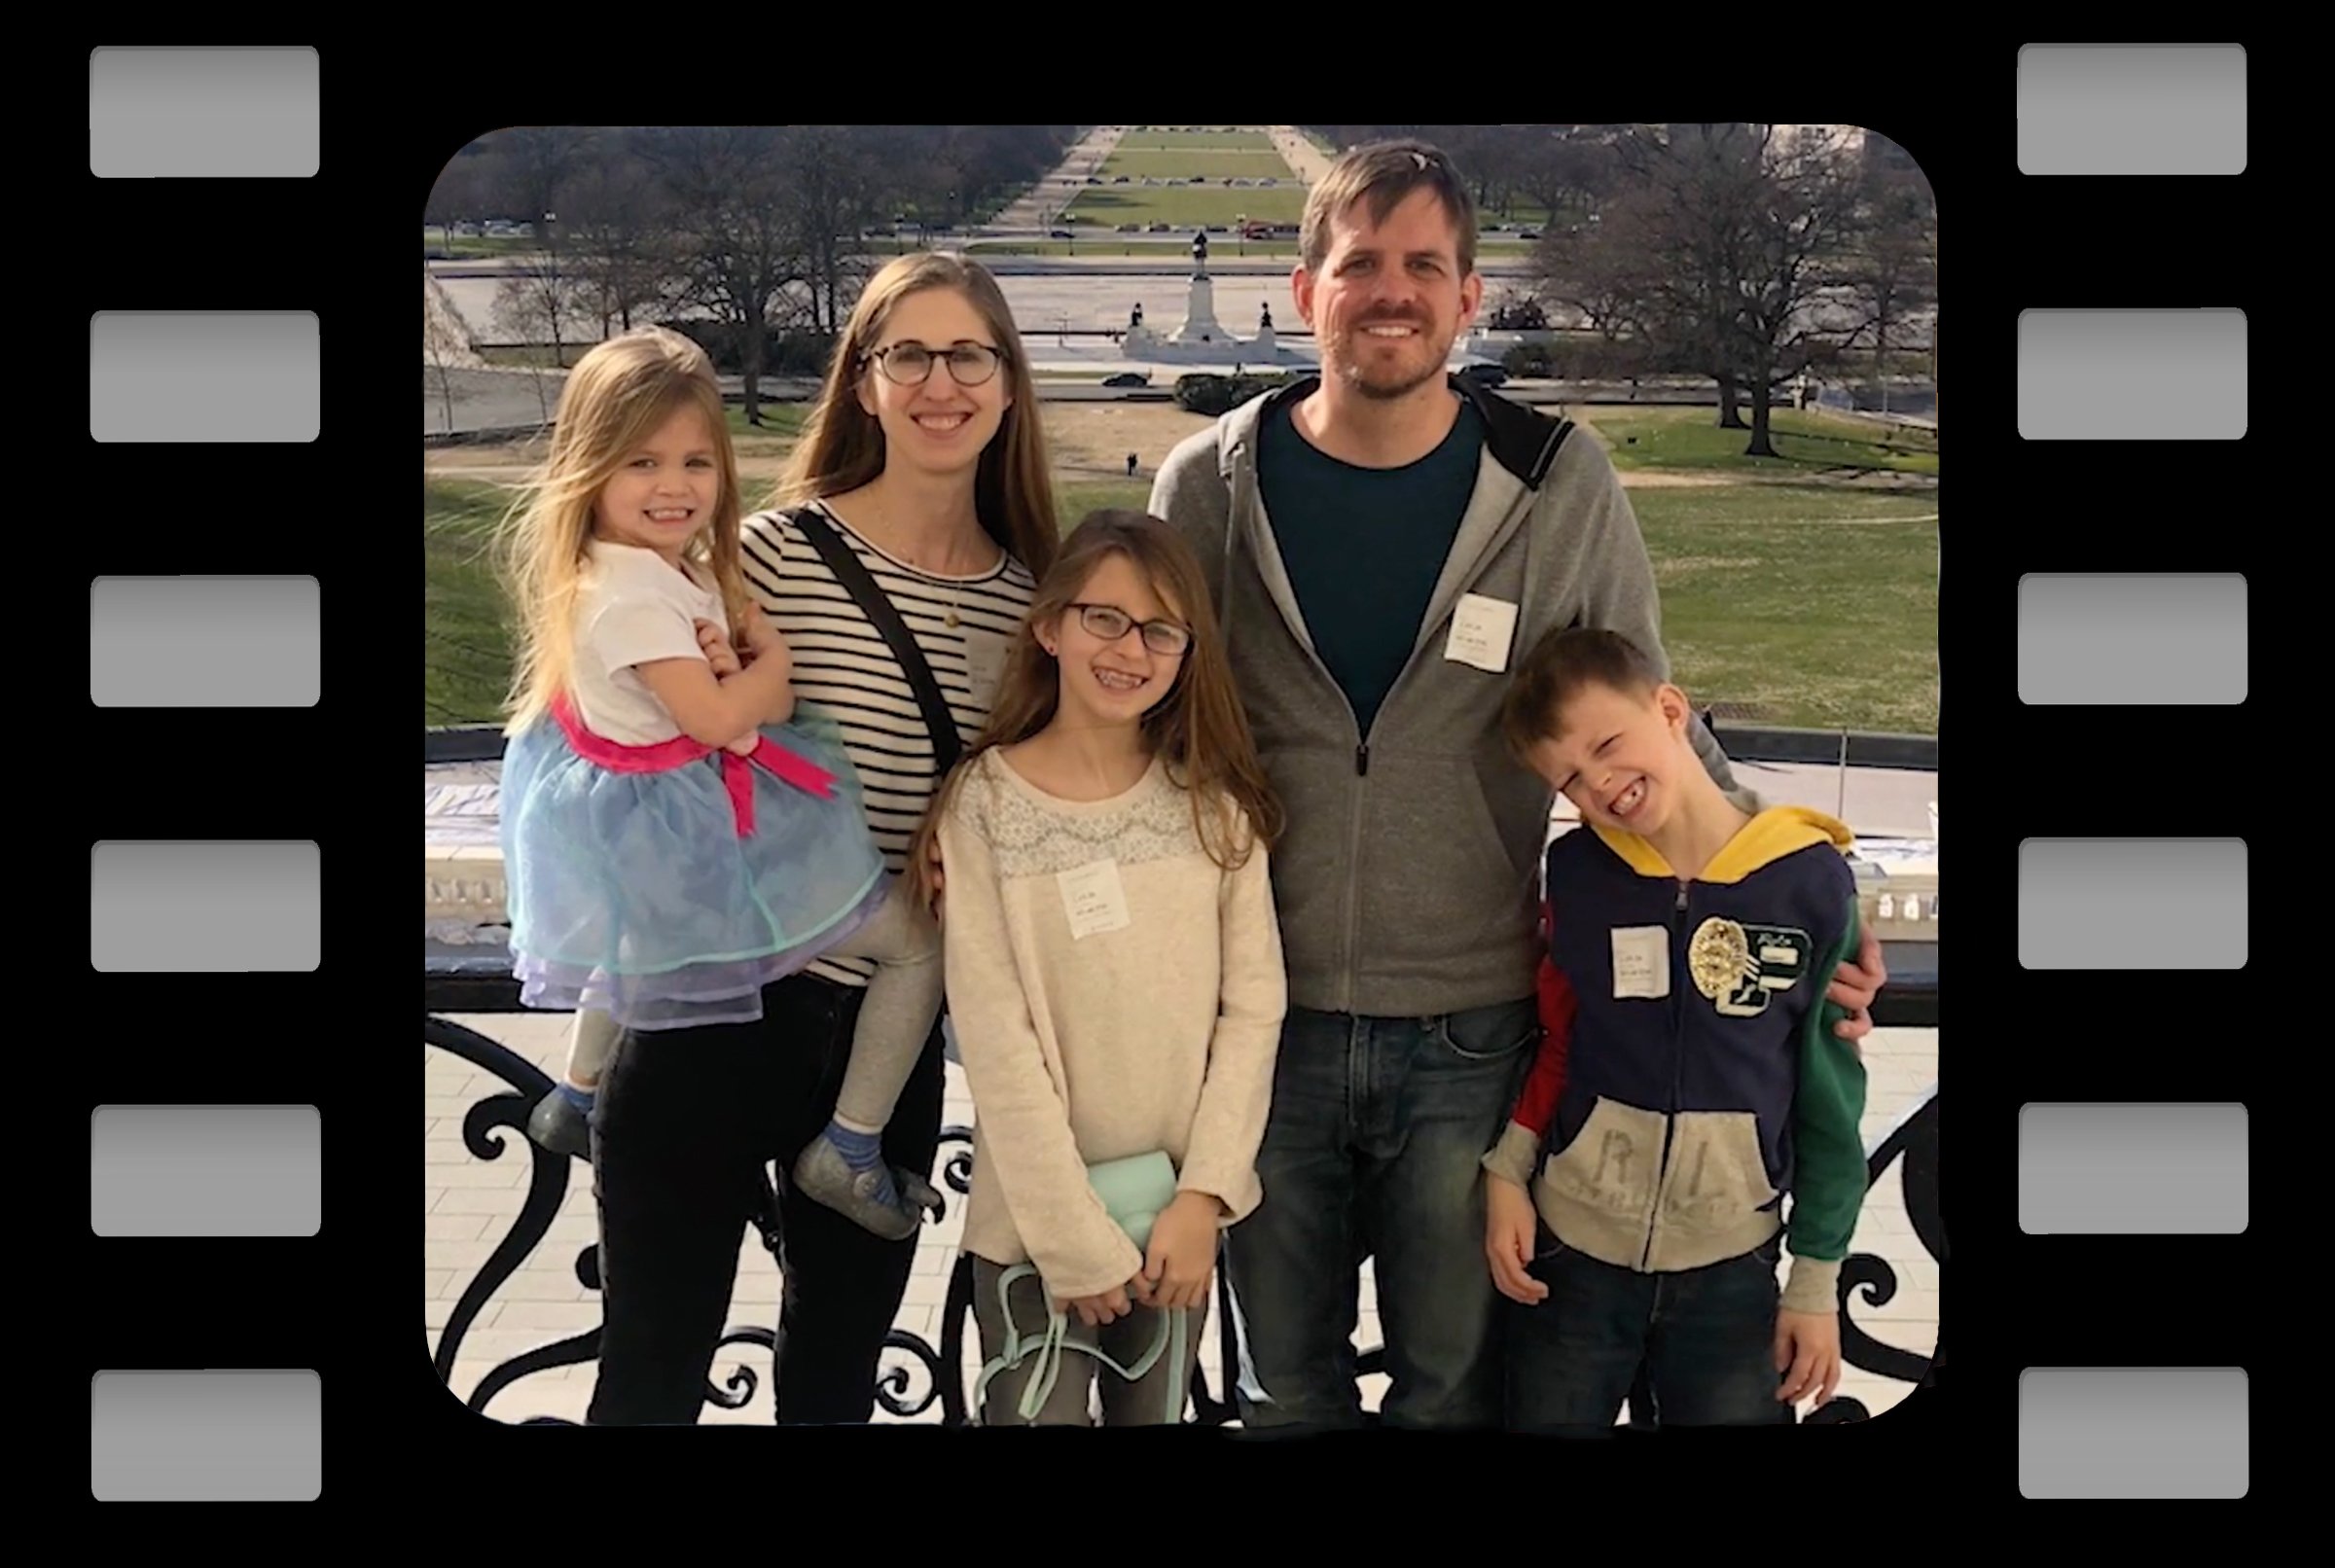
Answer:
[
  {"left": 993, "top": 126, "right": 1129, "bottom": 231},
  {"left": 426, "top": 1015, "right": 1937, "bottom": 1425},
  {"left": 1269, "top": 125, "right": 1333, "bottom": 185}
]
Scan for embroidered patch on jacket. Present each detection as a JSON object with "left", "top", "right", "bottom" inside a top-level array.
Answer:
[{"left": 1687, "top": 916, "right": 1812, "bottom": 1017}]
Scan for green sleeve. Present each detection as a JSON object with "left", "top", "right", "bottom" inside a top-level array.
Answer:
[{"left": 1780, "top": 891, "right": 1871, "bottom": 1312}]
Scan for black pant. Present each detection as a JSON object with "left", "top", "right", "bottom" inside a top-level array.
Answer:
[{"left": 586, "top": 972, "right": 946, "bottom": 1425}]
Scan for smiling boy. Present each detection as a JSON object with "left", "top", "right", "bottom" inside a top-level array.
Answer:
[{"left": 1482, "top": 627, "right": 1868, "bottom": 1433}]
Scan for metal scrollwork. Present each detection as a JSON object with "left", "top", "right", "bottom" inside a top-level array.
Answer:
[
  {"left": 426, "top": 1016, "right": 583, "bottom": 1404},
  {"left": 431, "top": 1010, "right": 1938, "bottom": 1427},
  {"left": 1822, "top": 1086, "right": 1942, "bottom": 1410}
]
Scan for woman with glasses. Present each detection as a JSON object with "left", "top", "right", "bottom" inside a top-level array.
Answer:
[
  {"left": 904, "top": 510, "right": 1287, "bottom": 1425},
  {"left": 583, "top": 253, "right": 1060, "bottom": 1425}
]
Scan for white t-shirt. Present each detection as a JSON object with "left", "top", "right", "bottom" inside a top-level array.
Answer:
[{"left": 568, "top": 541, "right": 725, "bottom": 745}]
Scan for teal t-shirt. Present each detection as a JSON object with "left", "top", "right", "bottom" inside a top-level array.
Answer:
[{"left": 1257, "top": 395, "right": 1484, "bottom": 735}]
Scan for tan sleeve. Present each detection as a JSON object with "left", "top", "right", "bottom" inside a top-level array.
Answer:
[
  {"left": 940, "top": 796, "right": 1143, "bottom": 1300},
  {"left": 1172, "top": 812, "right": 1287, "bottom": 1226},
  {"left": 1481, "top": 1122, "right": 1541, "bottom": 1189}
]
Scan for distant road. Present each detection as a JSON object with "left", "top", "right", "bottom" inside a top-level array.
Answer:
[{"left": 426, "top": 253, "right": 1534, "bottom": 281}]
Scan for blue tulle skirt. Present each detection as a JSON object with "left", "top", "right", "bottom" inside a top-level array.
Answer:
[{"left": 499, "top": 703, "right": 889, "bottom": 1029}]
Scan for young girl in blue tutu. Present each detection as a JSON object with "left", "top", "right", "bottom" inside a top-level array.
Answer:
[{"left": 496, "top": 326, "right": 944, "bottom": 1237}]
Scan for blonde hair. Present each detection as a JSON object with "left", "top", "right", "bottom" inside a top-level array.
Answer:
[
  {"left": 495, "top": 326, "right": 743, "bottom": 735},
  {"left": 909, "top": 511, "right": 1282, "bottom": 912},
  {"left": 771, "top": 253, "right": 1060, "bottom": 585},
  {"left": 1300, "top": 138, "right": 1478, "bottom": 276}
]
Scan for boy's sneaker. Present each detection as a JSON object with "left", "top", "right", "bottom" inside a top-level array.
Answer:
[{"left": 525, "top": 1085, "right": 593, "bottom": 1160}]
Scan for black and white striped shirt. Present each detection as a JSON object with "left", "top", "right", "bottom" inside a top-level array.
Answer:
[{"left": 739, "top": 502, "right": 1038, "bottom": 987}]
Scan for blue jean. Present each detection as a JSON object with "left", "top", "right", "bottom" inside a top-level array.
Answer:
[
  {"left": 1223, "top": 999, "right": 1536, "bottom": 1431},
  {"left": 1506, "top": 1231, "right": 1796, "bottom": 1435}
]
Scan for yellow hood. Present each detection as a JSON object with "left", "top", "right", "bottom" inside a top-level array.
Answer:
[{"left": 1592, "top": 805, "right": 1853, "bottom": 884}]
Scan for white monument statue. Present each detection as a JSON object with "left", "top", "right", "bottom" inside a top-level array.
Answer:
[{"left": 1121, "top": 231, "right": 1292, "bottom": 367}]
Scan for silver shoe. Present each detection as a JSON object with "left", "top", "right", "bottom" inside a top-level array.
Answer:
[
  {"left": 793, "top": 1134, "right": 923, "bottom": 1240},
  {"left": 526, "top": 1089, "right": 593, "bottom": 1160}
]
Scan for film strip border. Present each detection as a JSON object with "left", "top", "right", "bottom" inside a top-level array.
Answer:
[
  {"left": 83, "top": 43, "right": 332, "bottom": 1507},
  {"left": 2011, "top": 42, "right": 2254, "bottom": 1502}
]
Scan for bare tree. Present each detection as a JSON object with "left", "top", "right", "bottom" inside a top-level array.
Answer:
[
  {"left": 563, "top": 154, "right": 673, "bottom": 337},
  {"left": 489, "top": 269, "right": 571, "bottom": 422},
  {"left": 1534, "top": 130, "right": 1755, "bottom": 428},
  {"left": 464, "top": 127, "right": 600, "bottom": 376},
  {"left": 1842, "top": 160, "right": 1937, "bottom": 413},
  {"left": 478, "top": 126, "right": 598, "bottom": 241},
  {"left": 1514, "top": 128, "right": 1614, "bottom": 227},
  {"left": 424, "top": 155, "right": 485, "bottom": 251},
  {"left": 643, "top": 126, "right": 808, "bottom": 426},
  {"left": 1720, "top": 128, "right": 1871, "bottom": 454},
  {"left": 784, "top": 126, "right": 880, "bottom": 334},
  {"left": 1537, "top": 125, "right": 1870, "bottom": 455},
  {"left": 423, "top": 267, "right": 469, "bottom": 435}
]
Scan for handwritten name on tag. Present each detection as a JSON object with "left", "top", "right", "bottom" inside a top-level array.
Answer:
[
  {"left": 1058, "top": 859, "right": 1132, "bottom": 940},
  {"left": 1611, "top": 925, "right": 1670, "bottom": 999},
  {"left": 1444, "top": 593, "right": 1520, "bottom": 673}
]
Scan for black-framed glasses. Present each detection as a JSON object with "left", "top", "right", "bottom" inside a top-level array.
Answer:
[
  {"left": 865, "top": 341, "right": 1005, "bottom": 387},
  {"left": 1068, "top": 602, "right": 1192, "bottom": 657}
]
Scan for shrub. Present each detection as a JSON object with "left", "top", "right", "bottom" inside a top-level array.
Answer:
[{"left": 1171, "top": 372, "right": 1294, "bottom": 415}]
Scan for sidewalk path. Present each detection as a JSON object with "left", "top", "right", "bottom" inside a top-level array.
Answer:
[{"left": 994, "top": 125, "right": 1130, "bottom": 231}]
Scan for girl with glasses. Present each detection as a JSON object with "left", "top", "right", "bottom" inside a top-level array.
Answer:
[{"left": 906, "top": 511, "right": 1289, "bottom": 1425}]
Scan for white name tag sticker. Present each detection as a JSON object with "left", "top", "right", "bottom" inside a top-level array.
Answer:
[
  {"left": 1612, "top": 926, "right": 1670, "bottom": 999},
  {"left": 963, "top": 632, "right": 1009, "bottom": 708},
  {"left": 1444, "top": 593, "right": 1520, "bottom": 673},
  {"left": 1058, "top": 859, "right": 1132, "bottom": 940}
]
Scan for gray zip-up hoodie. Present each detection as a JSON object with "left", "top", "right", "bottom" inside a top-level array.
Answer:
[{"left": 1148, "top": 374, "right": 1751, "bottom": 1018}]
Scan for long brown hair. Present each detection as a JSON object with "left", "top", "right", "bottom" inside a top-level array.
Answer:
[
  {"left": 770, "top": 252, "right": 1059, "bottom": 585},
  {"left": 909, "top": 511, "right": 1282, "bottom": 906},
  {"left": 494, "top": 326, "right": 745, "bottom": 735}
]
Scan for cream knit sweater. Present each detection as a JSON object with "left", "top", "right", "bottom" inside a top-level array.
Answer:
[{"left": 939, "top": 747, "right": 1287, "bottom": 1301}]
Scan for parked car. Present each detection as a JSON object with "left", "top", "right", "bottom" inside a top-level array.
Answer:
[
  {"left": 1113, "top": 174, "right": 1130, "bottom": 183},
  {"left": 1102, "top": 372, "right": 1150, "bottom": 387},
  {"left": 1518, "top": 229, "right": 1541, "bottom": 240},
  {"left": 1148, "top": 221, "right": 1172, "bottom": 232},
  {"left": 1456, "top": 362, "right": 1507, "bottom": 387},
  {"left": 1050, "top": 229, "right": 1074, "bottom": 239}
]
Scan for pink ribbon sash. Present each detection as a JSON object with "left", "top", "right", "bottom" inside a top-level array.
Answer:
[{"left": 550, "top": 697, "right": 838, "bottom": 838}]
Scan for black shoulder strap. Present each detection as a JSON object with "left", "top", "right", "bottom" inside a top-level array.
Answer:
[{"left": 788, "top": 505, "right": 964, "bottom": 775}]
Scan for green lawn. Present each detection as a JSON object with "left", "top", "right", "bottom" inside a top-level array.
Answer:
[
  {"left": 1635, "top": 490, "right": 1937, "bottom": 732},
  {"left": 729, "top": 404, "right": 808, "bottom": 438},
  {"left": 424, "top": 481, "right": 520, "bottom": 727},
  {"left": 1117, "top": 128, "right": 1277, "bottom": 152},
  {"left": 1578, "top": 405, "right": 1940, "bottom": 477},
  {"left": 1096, "top": 149, "right": 1296, "bottom": 180},
  {"left": 1061, "top": 184, "right": 1308, "bottom": 229},
  {"left": 427, "top": 462, "right": 1935, "bottom": 733}
]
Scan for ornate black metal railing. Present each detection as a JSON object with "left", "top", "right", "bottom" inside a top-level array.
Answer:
[
  {"left": 426, "top": 1023, "right": 1939, "bottom": 1427},
  {"left": 428, "top": 720, "right": 1938, "bottom": 1424}
]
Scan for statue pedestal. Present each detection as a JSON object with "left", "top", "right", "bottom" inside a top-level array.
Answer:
[{"left": 1169, "top": 275, "right": 1227, "bottom": 344}]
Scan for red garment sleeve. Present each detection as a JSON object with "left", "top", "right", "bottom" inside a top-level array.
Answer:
[{"left": 1511, "top": 898, "right": 1577, "bottom": 1139}]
